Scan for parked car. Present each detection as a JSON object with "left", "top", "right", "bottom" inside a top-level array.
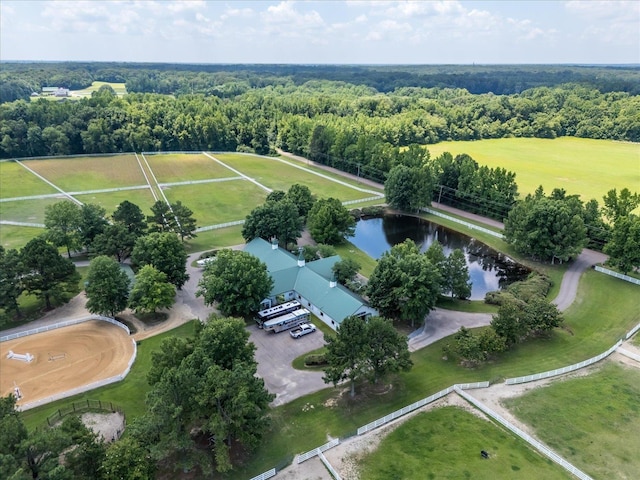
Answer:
[{"left": 289, "top": 323, "right": 317, "bottom": 339}]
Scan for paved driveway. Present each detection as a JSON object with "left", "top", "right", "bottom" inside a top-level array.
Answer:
[{"left": 249, "top": 323, "right": 329, "bottom": 406}]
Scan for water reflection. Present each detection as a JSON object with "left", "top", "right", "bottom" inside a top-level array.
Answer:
[{"left": 351, "top": 215, "right": 530, "bottom": 300}]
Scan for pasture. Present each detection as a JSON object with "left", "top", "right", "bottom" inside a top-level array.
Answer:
[
  {"left": 74, "top": 189, "right": 156, "bottom": 215},
  {"left": 143, "top": 152, "right": 236, "bottom": 183},
  {"left": 356, "top": 406, "right": 570, "bottom": 480},
  {"left": 70, "top": 81, "right": 128, "bottom": 97},
  {"left": 0, "top": 196, "right": 67, "bottom": 224},
  {"left": 504, "top": 362, "right": 640, "bottom": 479},
  {"left": 426, "top": 137, "right": 640, "bottom": 205},
  {"left": 214, "top": 153, "right": 384, "bottom": 200},
  {"left": 23, "top": 154, "right": 145, "bottom": 190},
  {"left": 0, "top": 161, "right": 58, "bottom": 198}
]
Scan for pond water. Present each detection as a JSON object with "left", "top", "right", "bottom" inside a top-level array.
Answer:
[{"left": 350, "top": 215, "right": 530, "bottom": 300}]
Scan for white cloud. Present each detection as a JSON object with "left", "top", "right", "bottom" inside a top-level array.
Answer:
[
  {"left": 221, "top": 6, "right": 254, "bottom": 21},
  {"left": 565, "top": 0, "right": 640, "bottom": 44}
]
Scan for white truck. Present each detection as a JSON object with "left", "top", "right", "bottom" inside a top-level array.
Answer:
[{"left": 289, "top": 323, "right": 317, "bottom": 339}]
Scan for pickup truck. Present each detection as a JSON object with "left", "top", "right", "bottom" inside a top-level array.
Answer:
[{"left": 290, "top": 323, "right": 316, "bottom": 339}]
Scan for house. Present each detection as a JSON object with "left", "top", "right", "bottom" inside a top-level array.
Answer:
[{"left": 244, "top": 238, "right": 377, "bottom": 330}]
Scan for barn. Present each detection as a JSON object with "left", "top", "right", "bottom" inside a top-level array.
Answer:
[{"left": 244, "top": 238, "right": 377, "bottom": 330}]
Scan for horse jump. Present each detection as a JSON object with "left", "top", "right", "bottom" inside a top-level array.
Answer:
[
  {"left": 6, "top": 350, "right": 34, "bottom": 363},
  {"left": 48, "top": 353, "right": 66, "bottom": 361}
]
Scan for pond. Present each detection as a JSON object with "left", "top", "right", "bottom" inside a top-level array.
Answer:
[{"left": 350, "top": 214, "right": 530, "bottom": 300}]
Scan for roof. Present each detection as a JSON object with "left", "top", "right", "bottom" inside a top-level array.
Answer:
[{"left": 244, "top": 238, "right": 373, "bottom": 325}]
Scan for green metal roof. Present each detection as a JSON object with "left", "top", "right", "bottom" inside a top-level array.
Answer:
[{"left": 244, "top": 238, "right": 373, "bottom": 325}]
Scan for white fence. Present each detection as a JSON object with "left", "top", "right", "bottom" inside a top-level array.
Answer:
[
  {"left": 593, "top": 266, "right": 640, "bottom": 286},
  {"left": 455, "top": 387, "right": 593, "bottom": 480},
  {"left": 505, "top": 340, "right": 622, "bottom": 385},
  {"left": 318, "top": 451, "right": 342, "bottom": 480},
  {"left": 356, "top": 381, "right": 489, "bottom": 436},
  {"left": 296, "top": 438, "right": 340, "bottom": 464},
  {"left": 19, "top": 338, "right": 137, "bottom": 411},
  {"left": 1, "top": 315, "right": 130, "bottom": 342},
  {"left": 617, "top": 348, "right": 640, "bottom": 363},
  {"left": 0, "top": 220, "right": 46, "bottom": 228},
  {"left": 421, "top": 207, "right": 504, "bottom": 239},
  {"left": 1, "top": 315, "right": 136, "bottom": 411},
  {"left": 247, "top": 468, "right": 276, "bottom": 480},
  {"left": 343, "top": 195, "right": 385, "bottom": 206},
  {"left": 626, "top": 321, "right": 640, "bottom": 340},
  {"left": 196, "top": 219, "right": 245, "bottom": 232}
]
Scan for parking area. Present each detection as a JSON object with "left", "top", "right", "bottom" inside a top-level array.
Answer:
[{"left": 249, "top": 323, "right": 329, "bottom": 406}]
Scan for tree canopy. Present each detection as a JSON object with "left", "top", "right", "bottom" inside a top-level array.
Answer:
[
  {"left": 307, "top": 197, "right": 355, "bottom": 245},
  {"left": 85, "top": 255, "right": 130, "bottom": 318},
  {"left": 241, "top": 199, "right": 303, "bottom": 246},
  {"left": 197, "top": 250, "right": 273, "bottom": 317},
  {"left": 367, "top": 239, "right": 441, "bottom": 327},
  {"left": 384, "top": 163, "right": 433, "bottom": 212},
  {"left": 128, "top": 265, "right": 175, "bottom": 316},
  {"left": 323, "top": 315, "right": 412, "bottom": 397},
  {"left": 131, "top": 232, "right": 188, "bottom": 288},
  {"left": 44, "top": 200, "right": 81, "bottom": 258}
]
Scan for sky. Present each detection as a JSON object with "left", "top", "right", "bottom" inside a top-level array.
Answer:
[{"left": 1, "top": 0, "right": 638, "bottom": 64}]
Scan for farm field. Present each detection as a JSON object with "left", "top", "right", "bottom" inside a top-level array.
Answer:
[
  {"left": 356, "top": 406, "right": 570, "bottom": 480},
  {"left": 504, "top": 362, "right": 640, "bottom": 479},
  {"left": 426, "top": 137, "right": 640, "bottom": 205},
  {"left": 23, "top": 154, "right": 145, "bottom": 190},
  {"left": 162, "top": 181, "right": 268, "bottom": 225},
  {"left": 71, "top": 81, "right": 127, "bottom": 97},
  {"left": 143, "top": 153, "right": 237, "bottom": 183},
  {"left": 0, "top": 197, "right": 67, "bottom": 224},
  {"left": 74, "top": 189, "right": 157, "bottom": 215},
  {"left": 213, "top": 153, "right": 384, "bottom": 201},
  {"left": 0, "top": 161, "right": 58, "bottom": 198}
]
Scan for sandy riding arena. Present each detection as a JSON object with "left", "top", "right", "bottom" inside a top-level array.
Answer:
[{"left": 0, "top": 320, "right": 134, "bottom": 406}]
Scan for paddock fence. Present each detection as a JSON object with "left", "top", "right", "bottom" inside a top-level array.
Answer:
[
  {"left": 4, "top": 152, "right": 136, "bottom": 162},
  {"left": 0, "top": 220, "right": 45, "bottom": 227},
  {"left": 2, "top": 315, "right": 137, "bottom": 412},
  {"left": 593, "top": 266, "right": 640, "bottom": 286},
  {"left": 455, "top": 387, "right": 593, "bottom": 480},
  {"left": 343, "top": 195, "right": 385, "bottom": 206},
  {"left": 46, "top": 399, "right": 124, "bottom": 426},
  {"left": 247, "top": 468, "right": 276, "bottom": 480},
  {"left": 196, "top": 219, "right": 245, "bottom": 232},
  {"left": 420, "top": 207, "right": 505, "bottom": 239},
  {"left": 296, "top": 438, "right": 340, "bottom": 464},
  {"left": 505, "top": 340, "right": 622, "bottom": 385},
  {"left": 617, "top": 348, "right": 640, "bottom": 363},
  {"left": 1, "top": 315, "right": 130, "bottom": 342},
  {"left": 626, "top": 321, "right": 640, "bottom": 340}
]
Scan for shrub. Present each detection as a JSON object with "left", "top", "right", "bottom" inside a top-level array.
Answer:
[
  {"left": 304, "top": 353, "right": 328, "bottom": 367},
  {"left": 361, "top": 206, "right": 385, "bottom": 217}
]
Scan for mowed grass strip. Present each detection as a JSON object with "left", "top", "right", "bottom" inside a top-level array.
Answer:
[
  {"left": 0, "top": 197, "right": 68, "bottom": 224},
  {"left": 144, "top": 153, "right": 236, "bottom": 183},
  {"left": 504, "top": 362, "right": 640, "bottom": 479},
  {"left": 426, "top": 137, "right": 640, "bottom": 204},
  {"left": 71, "top": 81, "right": 127, "bottom": 96},
  {"left": 163, "top": 181, "right": 268, "bottom": 226},
  {"left": 75, "top": 189, "right": 157, "bottom": 216},
  {"left": 23, "top": 155, "right": 146, "bottom": 191},
  {"left": 213, "top": 153, "right": 383, "bottom": 201},
  {"left": 0, "top": 161, "right": 58, "bottom": 198},
  {"left": 357, "top": 406, "right": 570, "bottom": 480}
]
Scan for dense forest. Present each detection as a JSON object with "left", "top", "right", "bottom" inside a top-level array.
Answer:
[{"left": 1, "top": 64, "right": 639, "bottom": 165}]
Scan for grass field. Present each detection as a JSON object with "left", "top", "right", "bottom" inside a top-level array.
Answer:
[
  {"left": 357, "top": 406, "right": 570, "bottom": 479},
  {"left": 0, "top": 197, "right": 67, "bottom": 224},
  {"left": 0, "top": 161, "right": 58, "bottom": 198},
  {"left": 162, "top": 181, "right": 268, "bottom": 225},
  {"left": 71, "top": 81, "right": 128, "bottom": 97},
  {"left": 504, "top": 362, "right": 640, "bottom": 479},
  {"left": 426, "top": 137, "right": 640, "bottom": 205},
  {"left": 213, "top": 153, "right": 383, "bottom": 201},
  {"left": 144, "top": 153, "right": 237, "bottom": 183},
  {"left": 23, "top": 155, "right": 145, "bottom": 190},
  {"left": 74, "top": 189, "right": 157, "bottom": 216},
  {"left": 0, "top": 225, "right": 45, "bottom": 250}
]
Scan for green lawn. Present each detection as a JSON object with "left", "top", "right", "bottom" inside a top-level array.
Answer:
[
  {"left": 426, "top": 137, "right": 640, "bottom": 207},
  {"left": 504, "top": 362, "right": 640, "bottom": 479},
  {"left": 21, "top": 321, "right": 197, "bottom": 431},
  {"left": 333, "top": 239, "right": 379, "bottom": 278},
  {"left": 0, "top": 197, "right": 65, "bottom": 224},
  {"left": 0, "top": 161, "right": 58, "bottom": 198},
  {"left": 144, "top": 153, "right": 237, "bottom": 183},
  {"left": 163, "top": 181, "right": 268, "bottom": 226},
  {"left": 75, "top": 189, "right": 157, "bottom": 216},
  {"left": 23, "top": 155, "right": 145, "bottom": 191},
  {"left": 357, "top": 406, "right": 570, "bottom": 480},
  {"left": 0, "top": 225, "right": 45, "bottom": 250},
  {"left": 71, "top": 81, "right": 127, "bottom": 97},
  {"left": 213, "top": 153, "right": 383, "bottom": 201}
]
